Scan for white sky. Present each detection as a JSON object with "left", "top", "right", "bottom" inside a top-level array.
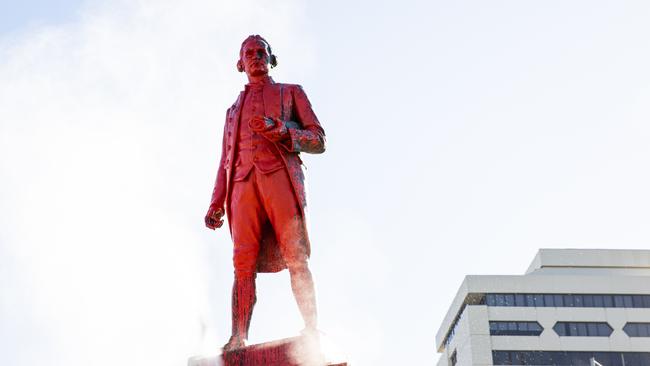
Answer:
[{"left": 1, "top": 1, "right": 650, "bottom": 365}]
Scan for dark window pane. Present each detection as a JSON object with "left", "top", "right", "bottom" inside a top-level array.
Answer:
[
  {"left": 494, "top": 351, "right": 650, "bottom": 366},
  {"left": 598, "top": 323, "right": 612, "bottom": 336},
  {"left": 577, "top": 322, "right": 587, "bottom": 336},
  {"left": 640, "top": 324, "right": 650, "bottom": 337},
  {"left": 564, "top": 295, "right": 575, "bottom": 307},
  {"left": 555, "top": 322, "right": 611, "bottom": 337},
  {"left": 515, "top": 294, "right": 526, "bottom": 306},
  {"left": 595, "top": 352, "right": 618, "bottom": 366},
  {"left": 486, "top": 293, "right": 650, "bottom": 309},
  {"left": 491, "top": 322, "right": 543, "bottom": 336},
  {"left": 574, "top": 295, "right": 584, "bottom": 307},
  {"left": 530, "top": 351, "right": 545, "bottom": 365},
  {"left": 525, "top": 294, "right": 535, "bottom": 307},
  {"left": 486, "top": 294, "right": 496, "bottom": 306},
  {"left": 478, "top": 294, "right": 487, "bottom": 305},
  {"left": 633, "top": 295, "right": 645, "bottom": 308},
  {"left": 587, "top": 323, "right": 598, "bottom": 336},
  {"left": 614, "top": 295, "right": 625, "bottom": 307},
  {"left": 643, "top": 295, "right": 650, "bottom": 308},
  {"left": 512, "top": 351, "right": 526, "bottom": 365},
  {"left": 639, "top": 353, "right": 650, "bottom": 365},
  {"left": 450, "top": 350, "right": 457, "bottom": 366},
  {"left": 492, "top": 351, "right": 510, "bottom": 365},
  {"left": 544, "top": 294, "right": 555, "bottom": 307},
  {"left": 496, "top": 294, "right": 506, "bottom": 306},
  {"left": 623, "top": 295, "right": 634, "bottom": 308},
  {"left": 624, "top": 323, "right": 638, "bottom": 337},
  {"left": 550, "top": 352, "right": 568, "bottom": 365},
  {"left": 594, "top": 295, "right": 604, "bottom": 307}
]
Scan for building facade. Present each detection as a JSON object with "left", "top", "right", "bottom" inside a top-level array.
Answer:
[{"left": 435, "top": 249, "right": 650, "bottom": 366}]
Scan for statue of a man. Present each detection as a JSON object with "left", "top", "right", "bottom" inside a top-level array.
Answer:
[{"left": 205, "top": 35, "right": 326, "bottom": 352}]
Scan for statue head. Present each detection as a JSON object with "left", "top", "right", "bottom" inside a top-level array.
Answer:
[{"left": 237, "top": 35, "right": 278, "bottom": 76}]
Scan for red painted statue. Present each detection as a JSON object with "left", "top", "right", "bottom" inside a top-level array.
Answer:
[{"left": 205, "top": 35, "right": 325, "bottom": 352}]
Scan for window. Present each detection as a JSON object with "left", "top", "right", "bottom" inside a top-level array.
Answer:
[
  {"left": 485, "top": 293, "right": 650, "bottom": 308},
  {"left": 624, "top": 323, "right": 650, "bottom": 337},
  {"left": 492, "top": 351, "right": 650, "bottom": 366},
  {"left": 544, "top": 294, "right": 555, "bottom": 307},
  {"left": 593, "top": 295, "right": 604, "bottom": 307},
  {"left": 515, "top": 294, "right": 526, "bottom": 306},
  {"left": 574, "top": 295, "right": 584, "bottom": 307},
  {"left": 563, "top": 295, "right": 574, "bottom": 307},
  {"left": 449, "top": 350, "right": 457, "bottom": 366},
  {"left": 553, "top": 322, "right": 612, "bottom": 337},
  {"left": 632, "top": 295, "right": 645, "bottom": 308},
  {"left": 490, "top": 321, "right": 543, "bottom": 336},
  {"left": 614, "top": 295, "right": 625, "bottom": 307}
]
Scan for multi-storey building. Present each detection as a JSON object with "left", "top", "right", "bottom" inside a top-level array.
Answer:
[{"left": 435, "top": 249, "right": 650, "bottom": 366}]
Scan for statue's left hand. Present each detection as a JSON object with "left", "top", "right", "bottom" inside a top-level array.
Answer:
[
  {"left": 249, "top": 115, "right": 275, "bottom": 132},
  {"left": 249, "top": 116, "right": 288, "bottom": 142}
]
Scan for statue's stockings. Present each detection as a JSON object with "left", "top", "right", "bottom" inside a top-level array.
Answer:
[
  {"left": 231, "top": 274, "right": 256, "bottom": 340},
  {"left": 232, "top": 265, "right": 317, "bottom": 341}
]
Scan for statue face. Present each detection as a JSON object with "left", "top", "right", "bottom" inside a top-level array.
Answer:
[{"left": 240, "top": 39, "right": 270, "bottom": 77}]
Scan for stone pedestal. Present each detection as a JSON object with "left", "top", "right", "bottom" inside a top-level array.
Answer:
[{"left": 188, "top": 336, "right": 348, "bottom": 366}]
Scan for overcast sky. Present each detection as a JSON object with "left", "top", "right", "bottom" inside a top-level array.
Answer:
[{"left": 1, "top": 1, "right": 650, "bottom": 365}]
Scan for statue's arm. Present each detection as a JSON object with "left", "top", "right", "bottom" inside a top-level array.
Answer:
[
  {"left": 205, "top": 112, "right": 228, "bottom": 229},
  {"left": 279, "top": 85, "right": 326, "bottom": 154}
]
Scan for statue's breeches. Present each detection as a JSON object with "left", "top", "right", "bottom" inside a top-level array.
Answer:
[{"left": 229, "top": 168, "right": 308, "bottom": 277}]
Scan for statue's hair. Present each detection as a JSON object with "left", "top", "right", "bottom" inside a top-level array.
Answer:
[{"left": 237, "top": 35, "right": 278, "bottom": 72}]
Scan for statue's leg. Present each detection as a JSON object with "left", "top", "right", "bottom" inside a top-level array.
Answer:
[
  {"left": 287, "top": 260, "right": 318, "bottom": 331},
  {"left": 258, "top": 169, "right": 318, "bottom": 331},
  {"left": 226, "top": 174, "right": 265, "bottom": 350},
  {"left": 225, "top": 272, "right": 256, "bottom": 350}
]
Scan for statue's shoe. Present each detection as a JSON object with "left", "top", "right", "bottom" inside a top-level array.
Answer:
[{"left": 222, "top": 335, "right": 247, "bottom": 353}]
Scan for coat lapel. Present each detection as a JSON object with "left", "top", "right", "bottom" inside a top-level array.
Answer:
[
  {"left": 230, "top": 91, "right": 245, "bottom": 150},
  {"left": 262, "top": 83, "right": 282, "bottom": 119},
  {"left": 226, "top": 91, "right": 245, "bottom": 181}
]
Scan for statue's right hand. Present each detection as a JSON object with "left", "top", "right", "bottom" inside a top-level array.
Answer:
[{"left": 205, "top": 207, "right": 225, "bottom": 230}]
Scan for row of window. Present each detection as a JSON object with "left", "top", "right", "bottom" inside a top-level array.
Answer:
[
  {"left": 493, "top": 351, "right": 650, "bottom": 366},
  {"left": 624, "top": 322, "right": 650, "bottom": 337},
  {"left": 489, "top": 321, "right": 650, "bottom": 338},
  {"left": 486, "top": 293, "right": 650, "bottom": 308},
  {"left": 490, "top": 321, "right": 544, "bottom": 336},
  {"left": 552, "top": 322, "right": 612, "bottom": 337}
]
